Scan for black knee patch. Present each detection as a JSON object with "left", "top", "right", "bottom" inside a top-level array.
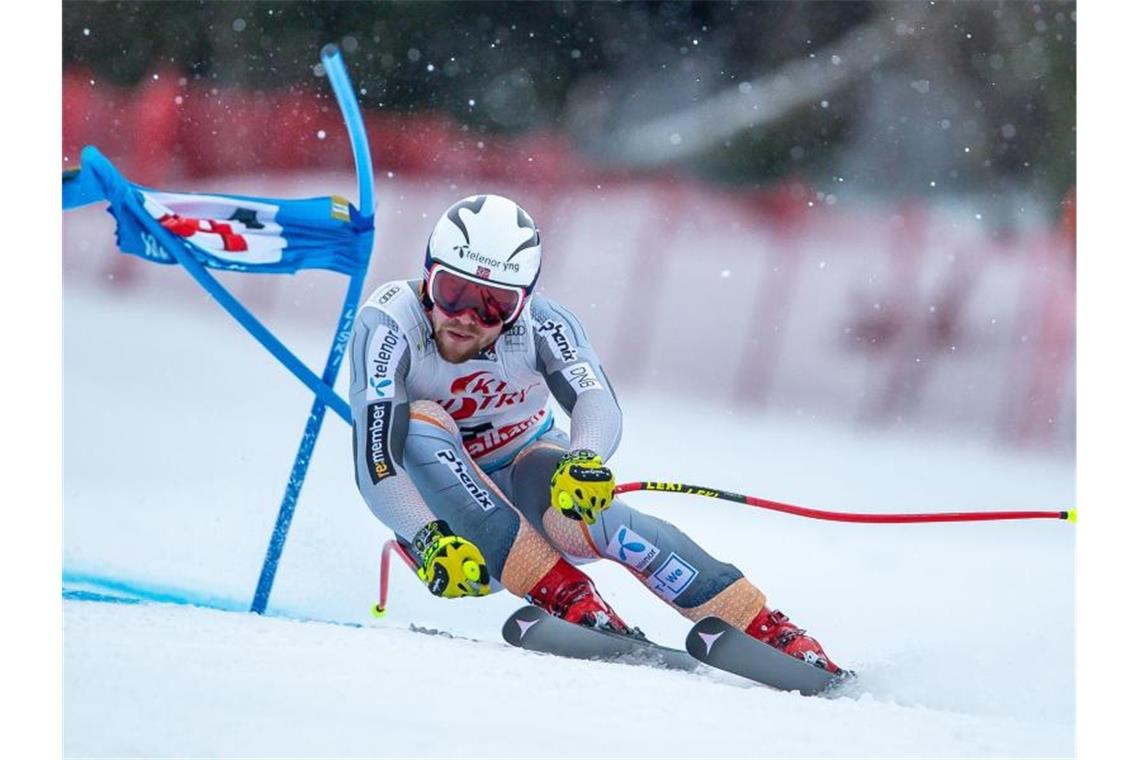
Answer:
[{"left": 511, "top": 447, "right": 565, "bottom": 526}]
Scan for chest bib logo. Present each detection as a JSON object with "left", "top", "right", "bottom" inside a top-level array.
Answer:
[
  {"left": 438, "top": 370, "right": 541, "bottom": 421},
  {"left": 462, "top": 408, "right": 548, "bottom": 459}
]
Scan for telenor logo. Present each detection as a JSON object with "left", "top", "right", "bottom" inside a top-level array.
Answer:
[
  {"left": 451, "top": 244, "right": 521, "bottom": 274},
  {"left": 604, "top": 525, "right": 660, "bottom": 572},
  {"left": 616, "top": 527, "right": 644, "bottom": 560},
  {"left": 369, "top": 377, "right": 393, "bottom": 398}
]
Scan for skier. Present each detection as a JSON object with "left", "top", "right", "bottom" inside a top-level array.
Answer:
[{"left": 350, "top": 194, "right": 842, "bottom": 674}]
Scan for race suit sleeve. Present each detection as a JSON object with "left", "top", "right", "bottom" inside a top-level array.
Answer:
[
  {"left": 531, "top": 295, "right": 622, "bottom": 460},
  {"left": 349, "top": 305, "right": 437, "bottom": 541}
]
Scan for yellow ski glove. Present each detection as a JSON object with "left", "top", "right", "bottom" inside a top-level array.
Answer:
[
  {"left": 412, "top": 520, "right": 491, "bottom": 598},
  {"left": 550, "top": 449, "right": 615, "bottom": 525}
]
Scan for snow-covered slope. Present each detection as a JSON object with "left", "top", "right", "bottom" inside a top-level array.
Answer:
[
  {"left": 65, "top": 599, "right": 1071, "bottom": 758},
  {"left": 63, "top": 283, "right": 1074, "bottom": 757}
]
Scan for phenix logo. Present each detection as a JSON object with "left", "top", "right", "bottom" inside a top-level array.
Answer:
[
  {"left": 451, "top": 245, "right": 521, "bottom": 274},
  {"left": 435, "top": 449, "right": 495, "bottom": 511},
  {"left": 438, "top": 371, "right": 541, "bottom": 421},
  {"left": 537, "top": 320, "right": 577, "bottom": 362}
]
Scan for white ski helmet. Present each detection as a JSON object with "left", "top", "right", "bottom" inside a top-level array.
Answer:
[{"left": 422, "top": 194, "right": 542, "bottom": 320}]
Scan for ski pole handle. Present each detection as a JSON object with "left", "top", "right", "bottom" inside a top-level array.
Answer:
[
  {"left": 372, "top": 538, "right": 418, "bottom": 618},
  {"left": 615, "top": 481, "right": 1076, "bottom": 525}
]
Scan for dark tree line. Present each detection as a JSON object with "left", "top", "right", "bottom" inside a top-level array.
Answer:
[{"left": 63, "top": 1, "right": 1075, "bottom": 212}]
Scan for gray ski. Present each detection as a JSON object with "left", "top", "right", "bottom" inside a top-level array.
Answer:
[
  {"left": 502, "top": 605, "right": 699, "bottom": 672},
  {"left": 685, "top": 616, "right": 853, "bottom": 696}
]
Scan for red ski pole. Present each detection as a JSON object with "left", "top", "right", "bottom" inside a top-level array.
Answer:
[
  {"left": 614, "top": 481, "right": 1076, "bottom": 525},
  {"left": 371, "top": 538, "right": 418, "bottom": 618}
]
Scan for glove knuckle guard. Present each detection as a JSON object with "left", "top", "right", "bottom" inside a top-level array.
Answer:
[
  {"left": 413, "top": 521, "right": 491, "bottom": 598},
  {"left": 550, "top": 448, "right": 614, "bottom": 525}
]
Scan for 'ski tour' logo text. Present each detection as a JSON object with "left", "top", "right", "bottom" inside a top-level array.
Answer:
[{"left": 437, "top": 371, "right": 541, "bottom": 421}]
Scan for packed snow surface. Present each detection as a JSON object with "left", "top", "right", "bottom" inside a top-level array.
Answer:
[{"left": 63, "top": 283, "right": 1073, "bottom": 758}]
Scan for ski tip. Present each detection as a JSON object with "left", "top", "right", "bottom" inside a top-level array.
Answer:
[
  {"left": 502, "top": 605, "right": 545, "bottom": 646},
  {"left": 684, "top": 616, "right": 731, "bottom": 659},
  {"left": 685, "top": 616, "right": 854, "bottom": 697}
]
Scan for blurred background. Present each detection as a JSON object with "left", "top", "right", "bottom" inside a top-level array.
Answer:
[{"left": 62, "top": 0, "right": 1076, "bottom": 453}]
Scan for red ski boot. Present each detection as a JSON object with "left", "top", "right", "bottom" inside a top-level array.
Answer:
[
  {"left": 745, "top": 607, "right": 842, "bottom": 674},
  {"left": 527, "top": 558, "right": 640, "bottom": 637}
]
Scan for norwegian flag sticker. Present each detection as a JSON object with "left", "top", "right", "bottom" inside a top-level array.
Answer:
[
  {"left": 141, "top": 191, "right": 285, "bottom": 265},
  {"left": 476, "top": 265, "right": 491, "bottom": 279}
]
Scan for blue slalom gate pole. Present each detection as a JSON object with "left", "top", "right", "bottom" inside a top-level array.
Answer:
[{"left": 250, "top": 45, "right": 376, "bottom": 614}]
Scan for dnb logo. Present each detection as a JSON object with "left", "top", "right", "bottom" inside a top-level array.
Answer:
[
  {"left": 605, "top": 525, "right": 660, "bottom": 573},
  {"left": 562, "top": 362, "right": 601, "bottom": 393}
]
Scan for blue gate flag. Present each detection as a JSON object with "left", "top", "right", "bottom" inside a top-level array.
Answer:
[
  {"left": 62, "top": 44, "right": 376, "bottom": 618},
  {"left": 64, "top": 145, "right": 372, "bottom": 276}
]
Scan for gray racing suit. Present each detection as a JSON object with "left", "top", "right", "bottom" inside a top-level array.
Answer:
[{"left": 349, "top": 280, "right": 767, "bottom": 625}]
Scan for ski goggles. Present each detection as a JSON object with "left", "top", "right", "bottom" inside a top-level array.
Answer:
[{"left": 427, "top": 264, "right": 526, "bottom": 327}]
